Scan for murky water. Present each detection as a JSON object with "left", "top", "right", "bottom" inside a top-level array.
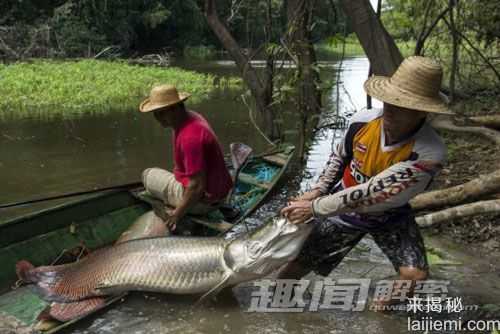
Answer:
[{"left": 2, "top": 57, "right": 499, "bottom": 333}]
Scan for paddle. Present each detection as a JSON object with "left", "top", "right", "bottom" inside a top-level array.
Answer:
[
  {"left": 226, "top": 142, "right": 253, "bottom": 202},
  {"left": 0, "top": 181, "right": 143, "bottom": 209}
]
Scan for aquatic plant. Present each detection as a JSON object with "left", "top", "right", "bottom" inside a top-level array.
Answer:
[
  {"left": 183, "top": 46, "right": 217, "bottom": 60},
  {"left": 316, "top": 33, "right": 415, "bottom": 58},
  {"left": 0, "top": 60, "right": 221, "bottom": 118}
]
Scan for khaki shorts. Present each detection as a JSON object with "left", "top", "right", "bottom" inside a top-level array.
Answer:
[{"left": 142, "top": 167, "right": 217, "bottom": 215}]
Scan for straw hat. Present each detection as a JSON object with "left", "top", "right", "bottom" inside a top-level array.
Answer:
[
  {"left": 139, "top": 85, "right": 190, "bottom": 113},
  {"left": 364, "top": 56, "right": 453, "bottom": 114}
]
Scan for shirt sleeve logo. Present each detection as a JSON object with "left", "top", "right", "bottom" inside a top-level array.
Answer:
[
  {"left": 349, "top": 160, "right": 370, "bottom": 184},
  {"left": 355, "top": 143, "right": 367, "bottom": 153}
]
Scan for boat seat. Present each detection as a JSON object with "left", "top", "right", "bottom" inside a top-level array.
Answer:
[
  {"left": 262, "top": 154, "right": 287, "bottom": 166},
  {"left": 237, "top": 172, "right": 271, "bottom": 189}
]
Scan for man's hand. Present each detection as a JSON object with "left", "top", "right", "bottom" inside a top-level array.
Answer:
[
  {"left": 163, "top": 208, "right": 182, "bottom": 231},
  {"left": 281, "top": 200, "right": 314, "bottom": 224},
  {"left": 291, "top": 189, "right": 322, "bottom": 201}
]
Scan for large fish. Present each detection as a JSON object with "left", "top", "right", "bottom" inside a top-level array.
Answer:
[
  {"left": 17, "top": 216, "right": 313, "bottom": 319},
  {"left": 31, "top": 210, "right": 171, "bottom": 323}
]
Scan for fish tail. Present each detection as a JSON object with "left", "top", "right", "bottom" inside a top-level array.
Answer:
[
  {"left": 16, "top": 260, "right": 35, "bottom": 283},
  {"left": 40, "top": 298, "right": 107, "bottom": 322},
  {"left": 16, "top": 260, "right": 91, "bottom": 302}
]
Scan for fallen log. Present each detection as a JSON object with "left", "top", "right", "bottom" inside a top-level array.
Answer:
[
  {"left": 410, "top": 169, "right": 500, "bottom": 211},
  {"left": 416, "top": 199, "right": 500, "bottom": 227},
  {"left": 469, "top": 114, "right": 500, "bottom": 130},
  {"left": 431, "top": 116, "right": 500, "bottom": 146}
]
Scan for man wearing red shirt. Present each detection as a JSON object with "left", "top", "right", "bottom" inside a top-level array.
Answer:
[{"left": 139, "top": 85, "right": 233, "bottom": 230}]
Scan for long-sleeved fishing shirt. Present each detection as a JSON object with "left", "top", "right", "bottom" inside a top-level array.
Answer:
[{"left": 310, "top": 108, "right": 446, "bottom": 224}]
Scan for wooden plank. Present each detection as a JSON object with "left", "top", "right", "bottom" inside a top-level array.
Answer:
[
  {"left": 0, "top": 191, "right": 140, "bottom": 248},
  {"left": 262, "top": 154, "right": 287, "bottom": 166},
  {"left": 238, "top": 172, "right": 271, "bottom": 189}
]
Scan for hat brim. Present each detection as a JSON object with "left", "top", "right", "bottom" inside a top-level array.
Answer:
[
  {"left": 364, "top": 76, "right": 453, "bottom": 115},
  {"left": 139, "top": 92, "right": 190, "bottom": 113}
]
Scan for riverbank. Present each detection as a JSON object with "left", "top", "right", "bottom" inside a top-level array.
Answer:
[
  {"left": 0, "top": 60, "right": 240, "bottom": 118},
  {"left": 429, "top": 93, "right": 500, "bottom": 255},
  {"left": 316, "top": 34, "right": 416, "bottom": 58}
]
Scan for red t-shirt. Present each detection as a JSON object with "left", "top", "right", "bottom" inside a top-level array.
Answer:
[{"left": 173, "top": 111, "right": 233, "bottom": 202}]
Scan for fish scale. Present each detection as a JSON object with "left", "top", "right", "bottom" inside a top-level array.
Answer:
[
  {"left": 20, "top": 217, "right": 314, "bottom": 308},
  {"left": 109, "top": 238, "right": 225, "bottom": 294}
]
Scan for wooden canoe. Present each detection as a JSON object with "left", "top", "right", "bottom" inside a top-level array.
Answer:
[{"left": 0, "top": 144, "right": 294, "bottom": 332}]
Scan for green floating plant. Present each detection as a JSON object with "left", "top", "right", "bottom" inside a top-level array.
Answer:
[{"left": 0, "top": 59, "right": 239, "bottom": 119}]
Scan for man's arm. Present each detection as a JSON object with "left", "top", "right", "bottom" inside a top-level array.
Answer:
[
  {"left": 164, "top": 171, "right": 206, "bottom": 229},
  {"left": 310, "top": 142, "right": 348, "bottom": 195},
  {"left": 282, "top": 160, "right": 442, "bottom": 223},
  {"left": 311, "top": 160, "right": 441, "bottom": 217},
  {"left": 296, "top": 130, "right": 351, "bottom": 202},
  {"left": 306, "top": 116, "right": 369, "bottom": 198}
]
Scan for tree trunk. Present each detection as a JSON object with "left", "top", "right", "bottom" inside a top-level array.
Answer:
[
  {"left": 286, "top": 0, "right": 322, "bottom": 159},
  {"left": 286, "top": 0, "right": 321, "bottom": 115},
  {"left": 448, "top": 0, "right": 459, "bottom": 102},
  {"left": 204, "top": 0, "right": 279, "bottom": 140},
  {"left": 339, "top": 0, "right": 403, "bottom": 76},
  {"left": 366, "top": 0, "right": 382, "bottom": 109},
  {"left": 263, "top": 0, "right": 280, "bottom": 140}
]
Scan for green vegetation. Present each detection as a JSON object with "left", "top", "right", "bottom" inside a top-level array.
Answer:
[
  {"left": 381, "top": 0, "right": 500, "bottom": 94},
  {"left": 0, "top": 60, "right": 230, "bottom": 117},
  {"left": 316, "top": 34, "right": 416, "bottom": 58},
  {"left": 183, "top": 46, "right": 217, "bottom": 60},
  {"left": 1, "top": 0, "right": 342, "bottom": 59},
  {"left": 426, "top": 246, "right": 462, "bottom": 266}
]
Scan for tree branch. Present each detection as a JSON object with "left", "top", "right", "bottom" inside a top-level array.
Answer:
[
  {"left": 204, "top": 0, "right": 263, "bottom": 97},
  {"left": 442, "top": 16, "right": 500, "bottom": 83},
  {"left": 414, "top": 3, "right": 453, "bottom": 55}
]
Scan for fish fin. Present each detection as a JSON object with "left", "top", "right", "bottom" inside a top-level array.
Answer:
[
  {"left": 45, "top": 298, "right": 107, "bottom": 322},
  {"left": 16, "top": 260, "right": 35, "bottom": 282},
  {"left": 195, "top": 273, "right": 232, "bottom": 306},
  {"left": 16, "top": 260, "right": 98, "bottom": 303},
  {"left": 17, "top": 260, "right": 72, "bottom": 302},
  {"left": 36, "top": 305, "right": 53, "bottom": 321}
]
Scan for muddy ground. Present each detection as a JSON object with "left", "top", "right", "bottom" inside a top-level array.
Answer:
[{"left": 427, "top": 93, "right": 500, "bottom": 257}]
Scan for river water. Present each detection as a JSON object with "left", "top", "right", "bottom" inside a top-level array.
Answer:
[{"left": 1, "top": 57, "right": 499, "bottom": 333}]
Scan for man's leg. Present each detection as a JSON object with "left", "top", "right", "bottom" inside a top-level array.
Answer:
[
  {"left": 370, "top": 216, "right": 429, "bottom": 310},
  {"left": 279, "top": 216, "right": 366, "bottom": 279},
  {"left": 142, "top": 168, "right": 184, "bottom": 207}
]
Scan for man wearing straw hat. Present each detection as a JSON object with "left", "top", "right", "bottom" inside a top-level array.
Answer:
[
  {"left": 139, "top": 85, "right": 233, "bottom": 231},
  {"left": 281, "top": 56, "right": 451, "bottom": 309}
]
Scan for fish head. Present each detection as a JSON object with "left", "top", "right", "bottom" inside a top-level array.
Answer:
[{"left": 224, "top": 217, "right": 313, "bottom": 277}]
